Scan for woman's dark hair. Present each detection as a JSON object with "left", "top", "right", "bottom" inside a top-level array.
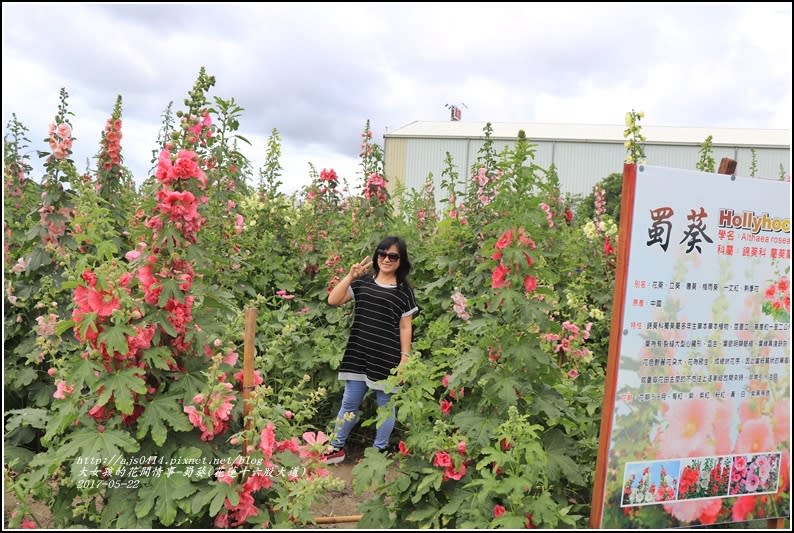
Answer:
[{"left": 372, "top": 235, "right": 412, "bottom": 286}]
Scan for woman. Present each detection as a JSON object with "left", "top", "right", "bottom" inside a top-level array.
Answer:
[{"left": 322, "top": 236, "right": 419, "bottom": 464}]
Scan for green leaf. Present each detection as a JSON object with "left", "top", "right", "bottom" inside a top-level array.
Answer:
[
  {"left": 95, "top": 240, "right": 118, "bottom": 262},
  {"left": 78, "top": 311, "right": 99, "bottom": 343},
  {"left": 493, "top": 514, "right": 527, "bottom": 528},
  {"left": 157, "top": 277, "right": 185, "bottom": 307},
  {"left": 96, "top": 367, "right": 148, "bottom": 414},
  {"left": 169, "top": 368, "right": 209, "bottom": 403},
  {"left": 234, "top": 134, "right": 252, "bottom": 145},
  {"left": 98, "top": 324, "right": 136, "bottom": 356},
  {"left": 141, "top": 346, "right": 176, "bottom": 370},
  {"left": 452, "top": 412, "right": 499, "bottom": 448},
  {"left": 527, "top": 491, "right": 560, "bottom": 527},
  {"left": 5, "top": 408, "right": 48, "bottom": 431},
  {"left": 356, "top": 495, "right": 392, "bottom": 528},
  {"left": 41, "top": 402, "right": 81, "bottom": 446},
  {"left": 59, "top": 427, "right": 140, "bottom": 465},
  {"left": 351, "top": 448, "right": 390, "bottom": 493},
  {"left": 7, "top": 365, "right": 37, "bottom": 388},
  {"left": 438, "top": 489, "right": 472, "bottom": 516},
  {"left": 103, "top": 487, "right": 153, "bottom": 528},
  {"left": 192, "top": 481, "right": 239, "bottom": 517},
  {"left": 55, "top": 318, "right": 75, "bottom": 336},
  {"left": 69, "top": 357, "right": 103, "bottom": 392},
  {"left": 4, "top": 445, "right": 35, "bottom": 472},
  {"left": 136, "top": 395, "right": 193, "bottom": 446},
  {"left": 26, "top": 246, "right": 51, "bottom": 271},
  {"left": 531, "top": 388, "right": 564, "bottom": 420},
  {"left": 543, "top": 430, "right": 585, "bottom": 486},
  {"left": 135, "top": 473, "right": 198, "bottom": 526},
  {"left": 152, "top": 310, "right": 178, "bottom": 337},
  {"left": 406, "top": 504, "right": 438, "bottom": 523}
]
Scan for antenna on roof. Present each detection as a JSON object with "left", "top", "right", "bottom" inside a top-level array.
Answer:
[{"left": 444, "top": 103, "right": 467, "bottom": 121}]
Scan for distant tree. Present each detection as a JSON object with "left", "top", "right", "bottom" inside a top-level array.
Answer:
[
  {"left": 749, "top": 148, "right": 758, "bottom": 177},
  {"left": 623, "top": 110, "right": 646, "bottom": 165},
  {"left": 577, "top": 172, "right": 623, "bottom": 224},
  {"left": 696, "top": 135, "right": 715, "bottom": 173}
]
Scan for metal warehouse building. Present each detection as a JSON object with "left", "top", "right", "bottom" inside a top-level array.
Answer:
[{"left": 383, "top": 121, "right": 791, "bottom": 200}]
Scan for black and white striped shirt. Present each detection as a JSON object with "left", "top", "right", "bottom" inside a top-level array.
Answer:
[{"left": 338, "top": 275, "right": 419, "bottom": 390}]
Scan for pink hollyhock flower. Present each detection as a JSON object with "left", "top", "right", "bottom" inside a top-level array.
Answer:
[
  {"left": 443, "top": 462, "right": 467, "bottom": 481},
  {"left": 214, "top": 512, "right": 229, "bottom": 528},
  {"left": 491, "top": 264, "right": 509, "bottom": 289},
  {"left": 495, "top": 230, "right": 513, "bottom": 250},
  {"left": 523, "top": 275, "right": 537, "bottom": 293},
  {"left": 223, "top": 351, "right": 239, "bottom": 366},
  {"left": 493, "top": 504, "right": 506, "bottom": 518},
  {"left": 21, "top": 518, "right": 37, "bottom": 529},
  {"left": 53, "top": 380, "right": 74, "bottom": 399},
  {"left": 55, "top": 123, "right": 72, "bottom": 139},
  {"left": 734, "top": 418, "right": 774, "bottom": 454},
  {"left": 518, "top": 228, "right": 536, "bottom": 249},
  {"left": 303, "top": 431, "right": 329, "bottom": 446},
  {"left": 215, "top": 468, "right": 235, "bottom": 485},
  {"left": 456, "top": 441, "right": 467, "bottom": 455},
  {"left": 744, "top": 473, "right": 761, "bottom": 492},
  {"left": 234, "top": 370, "right": 264, "bottom": 387},
  {"left": 433, "top": 451, "right": 452, "bottom": 468},
  {"left": 259, "top": 423, "right": 277, "bottom": 459},
  {"left": 440, "top": 399, "right": 453, "bottom": 415},
  {"left": 567, "top": 369, "right": 579, "bottom": 379},
  {"left": 398, "top": 441, "right": 410, "bottom": 456},
  {"left": 656, "top": 395, "right": 716, "bottom": 459},
  {"left": 183, "top": 405, "right": 203, "bottom": 428},
  {"left": 243, "top": 471, "right": 272, "bottom": 492}
]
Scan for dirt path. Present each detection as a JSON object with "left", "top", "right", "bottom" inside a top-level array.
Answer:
[{"left": 312, "top": 460, "right": 367, "bottom": 528}]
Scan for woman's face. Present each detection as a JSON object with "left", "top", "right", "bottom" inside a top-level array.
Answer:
[{"left": 376, "top": 244, "right": 401, "bottom": 275}]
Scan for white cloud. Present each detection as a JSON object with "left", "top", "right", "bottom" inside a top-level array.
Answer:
[{"left": 2, "top": 2, "right": 790, "bottom": 191}]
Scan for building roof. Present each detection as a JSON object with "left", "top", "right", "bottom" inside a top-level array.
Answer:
[{"left": 385, "top": 121, "right": 791, "bottom": 148}]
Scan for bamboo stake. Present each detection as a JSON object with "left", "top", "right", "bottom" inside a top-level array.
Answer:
[
  {"left": 241, "top": 306, "right": 257, "bottom": 453},
  {"left": 312, "top": 514, "right": 363, "bottom": 524}
]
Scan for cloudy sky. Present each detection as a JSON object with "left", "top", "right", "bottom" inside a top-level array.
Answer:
[{"left": 2, "top": 2, "right": 791, "bottom": 193}]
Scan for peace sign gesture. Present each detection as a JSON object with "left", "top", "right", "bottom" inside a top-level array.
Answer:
[{"left": 349, "top": 256, "right": 372, "bottom": 279}]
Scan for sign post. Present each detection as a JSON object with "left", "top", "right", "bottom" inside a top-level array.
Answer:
[{"left": 591, "top": 164, "right": 791, "bottom": 528}]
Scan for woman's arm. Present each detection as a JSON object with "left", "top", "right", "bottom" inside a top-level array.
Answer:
[
  {"left": 328, "top": 256, "right": 371, "bottom": 306},
  {"left": 327, "top": 273, "right": 354, "bottom": 306},
  {"left": 399, "top": 314, "right": 413, "bottom": 365}
]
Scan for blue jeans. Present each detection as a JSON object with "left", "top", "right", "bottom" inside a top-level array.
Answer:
[{"left": 330, "top": 380, "right": 395, "bottom": 450}]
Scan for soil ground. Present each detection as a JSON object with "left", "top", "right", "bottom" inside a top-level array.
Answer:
[{"left": 312, "top": 456, "right": 368, "bottom": 529}]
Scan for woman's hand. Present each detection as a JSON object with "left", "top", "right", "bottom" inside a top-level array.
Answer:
[{"left": 349, "top": 256, "right": 372, "bottom": 279}]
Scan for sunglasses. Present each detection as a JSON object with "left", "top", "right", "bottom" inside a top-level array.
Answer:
[{"left": 377, "top": 250, "right": 401, "bottom": 262}]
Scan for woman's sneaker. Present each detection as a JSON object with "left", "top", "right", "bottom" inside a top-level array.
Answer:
[{"left": 322, "top": 447, "right": 345, "bottom": 465}]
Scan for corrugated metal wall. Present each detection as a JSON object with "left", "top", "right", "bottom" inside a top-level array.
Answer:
[{"left": 385, "top": 137, "right": 790, "bottom": 205}]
